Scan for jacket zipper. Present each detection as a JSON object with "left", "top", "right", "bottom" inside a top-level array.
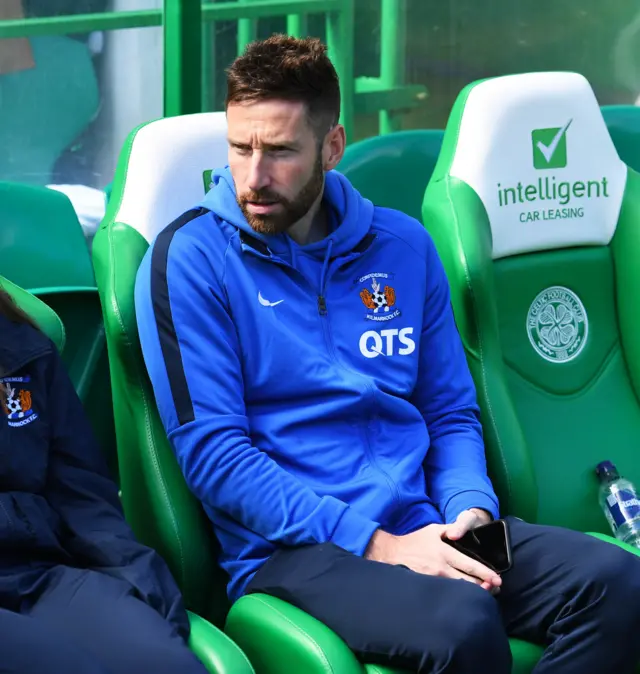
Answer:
[
  {"left": 242, "top": 242, "right": 401, "bottom": 502},
  {"left": 315, "top": 286, "right": 400, "bottom": 506},
  {"left": 243, "top": 244, "right": 401, "bottom": 505},
  {"left": 317, "top": 295, "right": 327, "bottom": 315}
]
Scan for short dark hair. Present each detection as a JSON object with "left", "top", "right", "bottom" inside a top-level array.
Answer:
[{"left": 225, "top": 34, "right": 341, "bottom": 137}]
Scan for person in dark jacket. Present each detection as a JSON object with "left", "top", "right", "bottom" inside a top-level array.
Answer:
[{"left": 0, "top": 287, "right": 207, "bottom": 673}]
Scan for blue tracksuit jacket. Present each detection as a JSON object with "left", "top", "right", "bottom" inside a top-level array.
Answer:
[{"left": 135, "top": 167, "right": 500, "bottom": 602}]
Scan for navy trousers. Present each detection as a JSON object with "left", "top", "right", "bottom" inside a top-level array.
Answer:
[
  {"left": 0, "top": 565, "right": 206, "bottom": 674},
  {"left": 247, "top": 516, "right": 640, "bottom": 673}
]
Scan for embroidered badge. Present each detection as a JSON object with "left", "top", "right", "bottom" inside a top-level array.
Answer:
[
  {"left": 358, "top": 272, "right": 401, "bottom": 322},
  {"left": 0, "top": 376, "right": 38, "bottom": 427}
]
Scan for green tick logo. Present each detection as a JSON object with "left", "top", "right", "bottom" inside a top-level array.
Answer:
[
  {"left": 202, "top": 169, "right": 214, "bottom": 194},
  {"left": 532, "top": 119, "right": 572, "bottom": 170}
]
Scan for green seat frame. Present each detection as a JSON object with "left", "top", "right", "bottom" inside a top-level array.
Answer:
[
  {"left": 92, "top": 112, "right": 254, "bottom": 674},
  {"left": 339, "top": 129, "right": 444, "bottom": 222},
  {"left": 422, "top": 69, "right": 640, "bottom": 666},
  {"left": 0, "top": 180, "right": 116, "bottom": 476},
  {"left": 602, "top": 104, "right": 640, "bottom": 175}
]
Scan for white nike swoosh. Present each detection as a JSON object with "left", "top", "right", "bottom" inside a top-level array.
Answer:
[
  {"left": 258, "top": 292, "right": 284, "bottom": 307},
  {"left": 537, "top": 119, "right": 572, "bottom": 164}
]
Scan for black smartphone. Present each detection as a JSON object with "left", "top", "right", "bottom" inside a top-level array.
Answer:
[{"left": 443, "top": 519, "right": 512, "bottom": 574}]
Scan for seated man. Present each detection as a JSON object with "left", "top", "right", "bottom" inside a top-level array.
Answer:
[{"left": 136, "top": 34, "right": 640, "bottom": 673}]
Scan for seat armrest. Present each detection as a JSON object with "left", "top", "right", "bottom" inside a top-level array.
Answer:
[
  {"left": 187, "top": 610, "right": 255, "bottom": 674},
  {"left": 225, "top": 593, "right": 364, "bottom": 674}
]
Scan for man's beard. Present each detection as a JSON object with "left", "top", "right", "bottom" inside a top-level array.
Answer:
[{"left": 236, "top": 155, "right": 324, "bottom": 235}]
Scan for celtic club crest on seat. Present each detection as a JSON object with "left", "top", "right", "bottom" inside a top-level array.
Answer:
[{"left": 526, "top": 286, "right": 588, "bottom": 363}]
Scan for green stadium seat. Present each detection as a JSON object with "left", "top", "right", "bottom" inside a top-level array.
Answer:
[
  {"left": 422, "top": 70, "right": 640, "bottom": 557},
  {"left": 92, "top": 112, "right": 254, "bottom": 674},
  {"left": 602, "top": 104, "right": 640, "bottom": 174},
  {"left": 0, "top": 180, "right": 115, "bottom": 475},
  {"left": 339, "top": 129, "right": 444, "bottom": 221}
]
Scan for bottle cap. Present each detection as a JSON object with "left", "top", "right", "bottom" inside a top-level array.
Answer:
[{"left": 596, "top": 461, "right": 620, "bottom": 482}]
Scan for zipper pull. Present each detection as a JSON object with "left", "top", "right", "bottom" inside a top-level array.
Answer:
[{"left": 317, "top": 295, "right": 327, "bottom": 315}]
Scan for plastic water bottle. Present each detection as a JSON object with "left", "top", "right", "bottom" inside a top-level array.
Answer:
[{"left": 596, "top": 461, "right": 640, "bottom": 548}]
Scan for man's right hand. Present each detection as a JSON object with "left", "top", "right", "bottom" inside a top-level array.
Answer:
[{"left": 364, "top": 525, "right": 502, "bottom": 592}]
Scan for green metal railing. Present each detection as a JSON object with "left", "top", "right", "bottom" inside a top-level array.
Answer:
[
  {"left": 0, "top": 0, "right": 426, "bottom": 141},
  {"left": 0, "top": 9, "right": 161, "bottom": 36},
  {"left": 198, "top": 0, "right": 357, "bottom": 136}
]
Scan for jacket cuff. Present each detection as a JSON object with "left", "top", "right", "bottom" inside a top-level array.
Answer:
[
  {"left": 329, "top": 504, "right": 380, "bottom": 557},
  {"left": 443, "top": 490, "right": 500, "bottom": 524}
]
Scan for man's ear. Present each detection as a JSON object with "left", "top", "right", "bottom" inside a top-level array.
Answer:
[{"left": 323, "top": 124, "right": 346, "bottom": 171}]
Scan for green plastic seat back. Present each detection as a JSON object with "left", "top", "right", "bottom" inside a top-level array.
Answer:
[
  {"left": 0, "top": 35, "right": 99, "bottom": 185},
  {"left": 423, "top": 72, "right": 640, "bottom": 534},
  {"left": 0, "top": 276, "right": 65, "bottom": 352},
  {"left": 92, "top": 112, "right": 230, "bottom": 625},
  {"left": 0, "top": 180, "right": 114, "bottom": 473},
  {"left": 602, "top": 105, "right": 640, "bottom": 174},
  {"left": 0, "top": 181, "right": 94, "bottom": 291},
  {"left": 339, "top": 130, "right": 444, "bottom": 221}
]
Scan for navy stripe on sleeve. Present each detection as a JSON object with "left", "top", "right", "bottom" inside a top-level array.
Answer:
[{"left": 150, "top": 207, "right": 208, "bottom": 426}]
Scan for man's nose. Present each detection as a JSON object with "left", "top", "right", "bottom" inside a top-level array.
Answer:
[{"left": 247, "top": 152, "right": 270, "bottom": 192}]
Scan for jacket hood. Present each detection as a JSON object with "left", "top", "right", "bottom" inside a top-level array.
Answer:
[{"left": 200, "top": 166, "right": 375, "bottom": 259}]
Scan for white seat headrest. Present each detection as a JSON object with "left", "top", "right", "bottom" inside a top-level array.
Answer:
[
  {"left": 448, "top": 72, "right": 627, "bottom": 259},
  {"left": 113, "top": 112, "right": 228, "bottom": 244}
]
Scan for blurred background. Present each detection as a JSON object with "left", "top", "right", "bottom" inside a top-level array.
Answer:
[{"left": 1, "top": 0, "right": 640, "bottom": 227}]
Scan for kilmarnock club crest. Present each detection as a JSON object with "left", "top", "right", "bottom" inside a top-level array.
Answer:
[
  {"left": 0, "top": 376, "right": 38, "bottom": 427},
  {"left": 358, "top": 272, "right": 401, "bottom": 322}
]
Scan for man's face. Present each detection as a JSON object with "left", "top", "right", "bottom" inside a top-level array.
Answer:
[{"left": 226, "top": 99, "right": 330, "bottom": 235}]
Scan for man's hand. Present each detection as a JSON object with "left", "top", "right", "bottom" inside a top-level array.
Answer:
[
  {"left": 440, "top": 509, "right": 500, "bottom": 594},
  {"left": 445, "top": 508, "right": 492, "bottom": 542},
  {"left": 364, "top": 524, "right": 501, "bottom": 592}
]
